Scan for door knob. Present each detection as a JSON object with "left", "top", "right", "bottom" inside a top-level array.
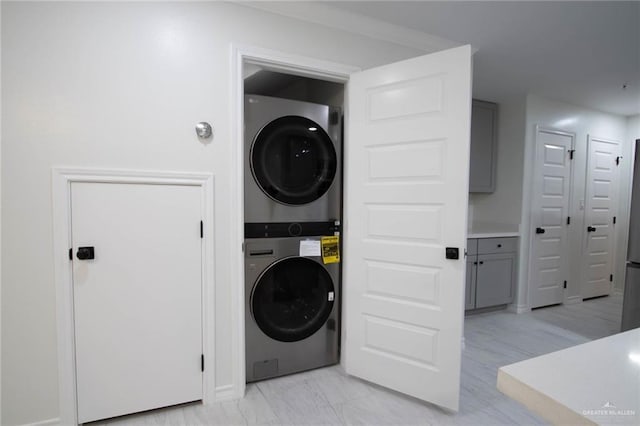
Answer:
[
  {"left": 535, "top": 227, "right": 546, "bottom": 234},
  {"left": 77, "top": 246, "right": 95, "bottom": 260},
  {"left": 587, "top": 226, "right": 596, "bottom": 233},
  {"left": 445, "top": 247, "right": 459, "bottom": 260}
]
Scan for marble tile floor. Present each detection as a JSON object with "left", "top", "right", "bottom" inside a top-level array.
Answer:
[{"left": 93, "top": 294, "right": 623, "bottom": 426}]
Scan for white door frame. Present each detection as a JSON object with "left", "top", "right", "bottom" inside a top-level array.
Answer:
[
  {"left": 52, "top": 168, "right": 215, "bottom": 425},
  {"left": 527, "top": 126, "right": 576, "bottom": 308},
  {"left": 230, "top": 44, "right": 360, "bottom": 396}
]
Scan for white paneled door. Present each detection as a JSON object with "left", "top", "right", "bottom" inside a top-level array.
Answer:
[
  {"left": 344, "top": 45, "right": 472, "bottom": 411},
  {"left": 71, "top": 182, "right": 203, "bottom": 423},
  {"left": 529, "top": 128, "right": 574, "bottom": 309},
  {"left": 582, "top": 136, "right": 621, "bottom": 299}
]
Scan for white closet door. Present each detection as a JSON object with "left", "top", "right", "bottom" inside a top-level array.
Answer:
[
  {"left": 344, "top": 45, "right": 472, "bottom": 411},
  {"left": 71, "top": 182, "right": 203, "bottom": 423},
  {"left": 529, "top": 127, "right": 574, "bottom": 309},
  {"left": 582, "top": 136, "right": 621, "bottom": 298}
]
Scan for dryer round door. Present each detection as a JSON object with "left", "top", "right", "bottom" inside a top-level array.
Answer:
[
  {"left": 251, "top": 256, "right": 335, "bottom": 342},
  {"left": 250, "top": 115, "right": 337, "bottom": 205}
]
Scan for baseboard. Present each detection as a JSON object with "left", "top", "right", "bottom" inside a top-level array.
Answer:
[
  {"left": 214, "top": 384, "right": 236, "bottom": 402},
  {"left": 466, "top": 304, "right": 509, "bottom": 316},
  {"left": 564, "top": 296, "right": 582, "bottom": 305},
  {"left": 507, "top": 303, "right": 530, "bottom": 314},
  {"left": 20, "top": 418, "right": 60, "bottom": 426}
]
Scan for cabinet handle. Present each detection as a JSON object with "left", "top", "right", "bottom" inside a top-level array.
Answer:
[
  {"left": 497, "top": 244, "right": 502, "bottom": 248},
  {"left": 474, "top": 261, "right": 478, "bottom": 265},
  {"left": 479, "top": 261, "right": 484, "bottom": 265}
]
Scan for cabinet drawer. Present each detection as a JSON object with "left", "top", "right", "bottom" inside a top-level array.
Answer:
[
  {"left": 478, "top": 237, "right": 517, "bottom": 254},
  {"left": 467, "top": 238, "right": 478, "bottom": 256}
]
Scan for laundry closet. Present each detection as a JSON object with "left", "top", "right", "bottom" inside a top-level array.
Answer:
[
  {"left": 237, "top": 45, "right": 473, "bottom": 411},
  {"left": 242, "top": 68, "right": 346, "bottom": 382}
]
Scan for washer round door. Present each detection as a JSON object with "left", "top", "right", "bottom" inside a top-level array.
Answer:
[
  {"left": 251, "top": 257, "right": 335, "bottom": 342},
  {"left": 250, "top": 115, "right": 337, "bottom": 205}
]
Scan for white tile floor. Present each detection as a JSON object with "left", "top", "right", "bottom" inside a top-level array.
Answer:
[{"left": 93, "top": 294, "right": 623, "bottom": 426}]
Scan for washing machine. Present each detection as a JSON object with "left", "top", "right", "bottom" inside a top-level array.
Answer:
[
  {"left": 244, "top": 95, "right": 342, "bottom": 225},
  {"left": 245, "top": 235, "right": 340, "bottom": 382}
]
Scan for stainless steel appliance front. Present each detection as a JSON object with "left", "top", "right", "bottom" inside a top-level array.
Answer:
[
  {"left": 622, "top": 140, "right": 640, "bottom": 331},
  {"left": 244, "top": 237, "right": 340, "bottom": 382},
  {"left": 244, "top": 95, "right": 342, "bottom": 223}
]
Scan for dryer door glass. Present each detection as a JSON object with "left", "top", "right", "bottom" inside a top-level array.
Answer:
[
  {"left": 251, "top": 115, "right": 337, "bottom": 205},
  {"left": 251, "top": 257, "right": 335, "bottom": 342}
]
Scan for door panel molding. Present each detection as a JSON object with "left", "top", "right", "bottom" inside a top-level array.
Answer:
[
  {"left": 582, "top": 136, "right": 621, "bottom": 298},
  {"left": 528, "top": 126, "right": 575, "bottom": 308},
  {"left": 51, "top": 167, "right": 214, "bottom": 425},
  {"left": 344, "top": 45, "right": 472, "bottom": 411}
]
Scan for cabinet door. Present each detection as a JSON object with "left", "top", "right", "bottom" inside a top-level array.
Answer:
[
  {"left": 465, "top": 257, "right": 477, "bottom": 310},
  {"left": 469, "top": 100, "right": 497, "bottom": 193},
  {"left": 475, "top": 252, "right": 516, "bottom": 308}
]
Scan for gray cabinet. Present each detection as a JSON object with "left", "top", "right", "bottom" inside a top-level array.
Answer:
[
  {"left": 465, "top": 258, "right": 477, "bottom": 310},
  {"left": 475, "top": 253, "right": 516, "bottom": 308},
  {"left": 466, "top": 237, "right": 517, "bottom": 310},
  {"left": 469, "top": 100, "right": 498, "bottom": 193}
]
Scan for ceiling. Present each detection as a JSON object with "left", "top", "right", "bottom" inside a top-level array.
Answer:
[{"left": 323, "top": 1, "right": 640, "bottom": 116}]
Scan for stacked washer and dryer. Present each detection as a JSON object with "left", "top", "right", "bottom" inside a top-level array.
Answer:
[{"left": 244, "top": 95, "right": 342, "bottom": 383}]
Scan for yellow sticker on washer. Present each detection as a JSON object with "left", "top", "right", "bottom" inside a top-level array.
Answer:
[{"left": 321, "top": 236, "right": 340, "bottom": 264}]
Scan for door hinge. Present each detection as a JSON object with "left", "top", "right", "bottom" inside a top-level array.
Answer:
[
  {"left": 567, "top": 216, "right": 571, "bottom": 225},
  {"left": 201, "top": 354, "right": 204, "bottom": 372},
  {"left": 613, "top": 216, "right": 617, "bottom": 224},
  {"left": 69, "top": 248, "right": 73, "bottom": 260},
  {"left": 568, "top": 149, "right": 575, "bottom": 160},
  {"left": 610, "top": 274, "right": 613, "bottom": 282},
  {"left": 200, "top": 221, "right": 203, "bottom": 239},
  {"left": 616, "top": 156, "right": 621, "bottom": 166},
  {"left": 563, "top": 280, "right": 567, "bottom": 289}
]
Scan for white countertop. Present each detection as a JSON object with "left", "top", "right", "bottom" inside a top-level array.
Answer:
[
  {"left": 497, "top": 329, "right": 640, "bottom": 425},
  {"left": 467, "top": 222, "right": 520, "bottom": 238}
]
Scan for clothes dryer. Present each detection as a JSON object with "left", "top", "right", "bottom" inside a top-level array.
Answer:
[
  {"left": 244, "top": 95, "right": 342, "bottom": 224},
  {"left": 244, "top": 236, "right": 340, "bottom": 382}
]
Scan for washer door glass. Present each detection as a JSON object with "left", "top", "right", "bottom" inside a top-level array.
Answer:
[
  {"left": 251, "top": 116, "right": 337, "bottom": 205},
  {"left": 251, "top": 257, "right": 334, "bottom": 342}
]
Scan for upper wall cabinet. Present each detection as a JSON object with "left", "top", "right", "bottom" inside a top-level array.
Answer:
[{"left": 469, "top": 99, "right": 498, "bottom": 193}]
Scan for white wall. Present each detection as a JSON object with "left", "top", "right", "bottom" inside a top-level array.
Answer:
[
  {"left": 469, "top": 95, "right": 526, "bottom": 226},
  {"left": 628, "top": 115, "right": 640, "bottom": 139},
  {"left": 0, "top": 3, "right": 428, "bottom": 425},
  {"left": 517, "top": 94, "right": 630, "bottom": 310}
]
